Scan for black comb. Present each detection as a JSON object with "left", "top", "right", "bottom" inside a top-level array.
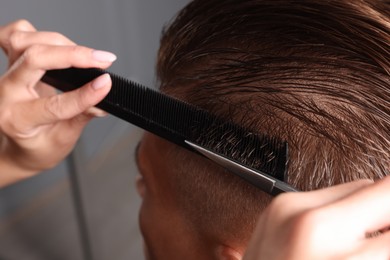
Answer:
[{"left": 42, "top": 68, "right": 297, "bottom": 196}]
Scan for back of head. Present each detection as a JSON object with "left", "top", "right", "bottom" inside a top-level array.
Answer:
[{"left": 156, "top": 0, "right": 390, "bottom": 247}]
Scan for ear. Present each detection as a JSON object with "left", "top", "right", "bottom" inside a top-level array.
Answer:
[{"left": 215, "top": 245, "right": 243, "bottom": 260}]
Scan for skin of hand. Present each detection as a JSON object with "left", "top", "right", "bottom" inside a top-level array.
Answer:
[
  {"left": 0, "top": 20, "right": 116, "bottom": 187},
  {"left": 243, "top": 177, "right": 390, "bottom": 260}
]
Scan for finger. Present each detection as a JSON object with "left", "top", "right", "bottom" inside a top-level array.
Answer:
[
  {"left": 354, "top": 231, "right": 390, "bottom": 259},
  {"left": 9, "top": 31, "right": 76, "bottom": 51},
  {"left": 6, "top": 31, "right": 76, "bottom": 64},
  {"left": 43, "top": 111, "right": 95, "bottom": 154},
  {"left": 35, "top": 82, "right": 57, "bottom": 97},
  {"left": 4, "top": 44, "right": 116, "bottom": 92},
  {"left": 323, "top": 176, "right": 390, "bottom": 239},
  {"left": 32, "top": 73, "right": 111, "bottom": 125},
  {"left": 250, "top": 179, "right": 373, "bottom": 250},
  {"left": 84, "top": 107, "right": 108, "bottom": 117},
  {"left": 290, "top": 179, "right": 374, "bottom": 211},
  {"left": 0, "top": 20, "right": 36, "bottom": 55},
  {"left": 251, "top": 179, "right": 374, "bottom": 244},
  {"left": 266, "top": 179, "right": 373, "bottom": 221},
  {"left": 6, "top": 74, "right": 111, "bottom": 136},
  {"left": 68, "top": 113, "right": 94, "bottom": 132}
]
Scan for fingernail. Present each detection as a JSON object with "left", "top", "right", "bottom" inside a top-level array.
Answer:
[
  {"left": 92, "top": 73, "right": 111, "bottom": 90},
  {"left": 92, "top": 50, "right": 117, "bottom": 62}
]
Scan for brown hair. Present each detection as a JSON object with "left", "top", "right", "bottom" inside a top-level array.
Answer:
[{"left": 157, "top": 0, "right": 390, "bottom": 245}]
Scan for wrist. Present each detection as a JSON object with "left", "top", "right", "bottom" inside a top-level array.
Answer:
[{"left": 0, "top": 136, "right": 37, "bottom": 188}]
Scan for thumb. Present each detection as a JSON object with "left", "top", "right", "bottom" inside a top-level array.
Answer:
[{"left": 11, "top": 73, "right": 111, "bottom": 135}]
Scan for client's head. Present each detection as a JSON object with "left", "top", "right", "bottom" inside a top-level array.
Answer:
[{"left": 135, "top": 0, "right": 390, "bottom": 259}]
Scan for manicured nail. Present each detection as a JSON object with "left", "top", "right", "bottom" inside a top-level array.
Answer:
[
  {"left": 92, "top": 50, "right": 117, "bottom": 62},
  {"left": 92, "top": 73, "right": 111, "bottom": 90}
]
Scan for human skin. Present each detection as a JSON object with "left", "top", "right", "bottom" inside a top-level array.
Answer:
[
  {"left": 2, "top": 19, "right": 390, "bottom": 260},
  {"left": 244, "top": 177, "right": 390, "bottom": 259},
  {"left": 0, "top": 20, "right": 115, "bottom": 186},
  {"left": 136, "top": 132, "right": 245, "bottom": 260},
  {"left": 137, "top": 132, "right": 390, "bottom": 260}
]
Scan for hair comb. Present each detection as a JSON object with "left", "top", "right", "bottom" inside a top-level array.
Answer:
[{"left": 42, "top": 68, "right": 297, "bottom": 196}]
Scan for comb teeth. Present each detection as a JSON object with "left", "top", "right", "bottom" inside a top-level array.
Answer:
[
  {"left": 192, "top": 119, "right": 288, "bottom": 180},
  {"left": 42, "top": 68, "right": 287, "bottom": 182}
]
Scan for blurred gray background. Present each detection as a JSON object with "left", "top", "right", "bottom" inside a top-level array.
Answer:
[{"left": 0, "top": 1, "right": 190, "bottom": 259}]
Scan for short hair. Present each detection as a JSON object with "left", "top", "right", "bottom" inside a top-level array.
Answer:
[{"left": 156, "top": 0, "right": 390, "bottom": 244}]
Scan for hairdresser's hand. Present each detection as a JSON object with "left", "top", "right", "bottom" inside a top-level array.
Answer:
[
  {"left": 0, "top": 20, "right": 116, "bottom": 187},
  {"left": 244, "top": 177, "right": 390, "bottom": 260}
]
